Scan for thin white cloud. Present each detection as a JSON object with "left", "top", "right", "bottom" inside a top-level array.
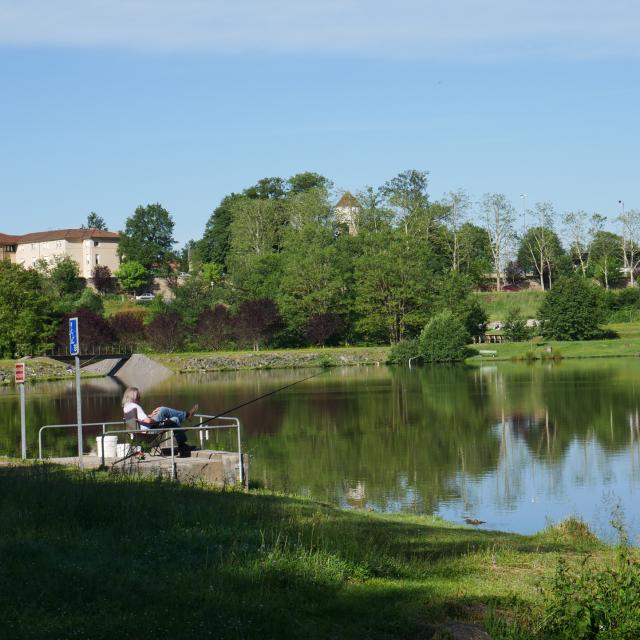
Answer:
[{"left": 0, "top": 0, "right": 638, "bottom": 60}]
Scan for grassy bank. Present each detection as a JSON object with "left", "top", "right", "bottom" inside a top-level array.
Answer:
[
  {"left": 467, "top": 322, "right": 640, "bottom": 362},
  {"left": 156, "top": 346, "right": 390, "bottom": 372},
  {"left": 0, "top": 357, "right": 97, "bottom": 385},
  {"left": 476, "top": 290, "right": 545, "bottom": 321},
  {"left": 0, "top": 463, "right": 627, "bottom": 640}
]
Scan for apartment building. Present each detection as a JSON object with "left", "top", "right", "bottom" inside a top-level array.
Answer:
[{"left": 0, "top": 228, "right": 120, "bottom": 278}]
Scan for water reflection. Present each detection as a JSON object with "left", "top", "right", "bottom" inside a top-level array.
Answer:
[{"left": 1, "top": 359, "right": 640, "bottom": 541}]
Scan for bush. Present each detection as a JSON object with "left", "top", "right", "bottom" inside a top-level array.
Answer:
[
  {"left": 387, "top": 338, "right": 421, "bottom": 365},
  {"left": 305, "top": 313, "right": 343, "bottom": 346},
  {"left": 196, "top": 305, "right": 234, "bottom": 350},
  {"left": 235, "top": 299, "right": 281, "bottom": 351},
  {"left": 91, "top": 265, "right": 114, "bottom": 294},
  {"left": 145, "top": 311, "right": 185, "bottom": 352},
  {"left": 503, "top": 307, "right": 530, "bottom": 342},
  {"left": 74, "top": 288, "right": 104, "bottom": 314},
  {"left": 419, "top": 311, "right": 469, "bottom": 362},
  {"left": 54, "top": 309, "right": 114, "bottom": 351},
  {"left": 110, "top": 312, "right": 145, "bottom": 347},
  {"left": 539, "top": 276, "right": 606, "bottom": 341}
]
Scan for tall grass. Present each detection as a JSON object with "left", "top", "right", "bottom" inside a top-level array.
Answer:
[{"left": 477, "top": 291, "right": 546, "bottom": 321}]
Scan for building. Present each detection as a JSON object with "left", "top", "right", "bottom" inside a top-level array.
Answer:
[
  {"left": 335, "top": 192, "right": 361, "bottom": 235},
  {"left": 0, "top": 228, "right": 120, "bottom": 278}
]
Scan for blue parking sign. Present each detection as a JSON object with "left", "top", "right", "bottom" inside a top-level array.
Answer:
[{"left": 69, "top": 317, "right": 80, "bottom": 356}]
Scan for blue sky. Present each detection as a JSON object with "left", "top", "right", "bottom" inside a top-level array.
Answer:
[{"left": 1, "top": 1, "right": 639, "bottom": 244}]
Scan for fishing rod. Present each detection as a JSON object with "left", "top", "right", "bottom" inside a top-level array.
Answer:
[{"left": 193, "top": 369, "right": 328, "bottom": 429}]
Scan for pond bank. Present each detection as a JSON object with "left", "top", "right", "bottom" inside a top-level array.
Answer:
[
  {"left": 0, "top": 463, "right": 625, "bottom": 639},
  {"left": 156, "top": 346, "right": 390, "bottom": 372}
]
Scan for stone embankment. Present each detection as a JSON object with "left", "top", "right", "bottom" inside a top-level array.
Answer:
[
  {"left": 0, "top": 357, "right": 76, "bottom": 385},
  {"left": 158, "top": 347, "right": 390, "bottom": 372}
]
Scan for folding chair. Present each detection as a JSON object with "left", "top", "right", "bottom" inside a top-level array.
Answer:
[{"left": 115, "top": 409, "right": 173, "bottom": 465}]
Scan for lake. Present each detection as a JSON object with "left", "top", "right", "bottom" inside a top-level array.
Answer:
[{"left": 1, "top": 359, "right": 639, "bottom": 542}]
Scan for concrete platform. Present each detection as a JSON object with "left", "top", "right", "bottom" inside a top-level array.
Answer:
[{"left": 48, "top": 449, "right": 249, "bottom": 488}]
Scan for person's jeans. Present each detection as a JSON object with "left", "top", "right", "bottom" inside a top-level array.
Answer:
[{"left": 152, "top": 407, "right": 188, "bottom": 447}]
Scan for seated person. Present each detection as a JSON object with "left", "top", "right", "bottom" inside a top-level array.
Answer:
[{"left": 122, "top": 386, "right": 198, "bottom": 458}]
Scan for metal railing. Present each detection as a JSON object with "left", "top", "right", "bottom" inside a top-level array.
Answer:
[{"left": 39, "top": 414, "right": 243, "bottom": 485}]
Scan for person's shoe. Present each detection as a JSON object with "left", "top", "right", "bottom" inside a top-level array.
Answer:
[{"left": 186, "top": 404, "right": 199, "bottom": 420}]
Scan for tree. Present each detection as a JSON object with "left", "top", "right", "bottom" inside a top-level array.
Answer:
[
  {"left": 590, "top": 231, "right": 623, "bottom": 290},
  {"left": 481, "top": 193, "right": 516, "bottom": 291},
  {"left": 145, "top": 311, "right": 185, "bottom": 352},
  {"left": 196, "top": 305, "right": 234, "bottom": 350},
  {"left": 235, "top": 299, "right": 281, "bottom": 351},
  {"left": 49, "top": 256, "right": 84, "bottom": 296},
  {"left": 419, "top": 310, "right": 469, "bottom": 362},
  {"left": 539, "top": 276, "right": 605, "bottom": 340},
  {"left": 83, "top": 212, "right": 107, "bottom": 230},
  {"left": 354, "top": 229, "right": 433, "bottom": 343},
  {"left": 54, "top": 309, "right": 114, "bottom": 351},
  {"left": 381, "top": 169, "right": 431, "bottom": 236},
  {"left": 517, "top": 225, "right": 564, "bottom": 290},
  {"left": 118, "top": 203, "right": 176, "bottom": 274},
  {"left": 357, "top": 186, "right": 394, "bottom": 233},
  {"left": 563, "top": 210, "right": 595, "bottom": 277},
  {"left": 110, "top": 312, "right": 145, "bottom": 347},
  {"left": 305, "top": 313, "right": 343, "bottom": 346},
  {"left": 244, "top": 177, "right": 286, "bottom": 200},
  {"left": 442, "top": 189, "right": 471, "bottom": 272},
  {"left": 619, "top": 208, "right": 640, "bottom": 286},
  {"left": 199, "top": 194, "right": 242, "bottom": 268},
  {"left": 91, "top": 264, "right": 113, "bottom": 293},
  {"left": 0, "top": 262, "right": 54, "bottom": 357},
  {"left": 287, "top": 172, "right": 329, "bottom": 195},
  {"left": 457, "top": 223, "right": 493, "bottom": 285},
  {"left": 115, "top": 261, "right": 150, "bottom": 295}
]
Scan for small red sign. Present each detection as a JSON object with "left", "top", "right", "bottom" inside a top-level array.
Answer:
[{"left": 15, "top": 363, "right": 26, "bottom": 384}]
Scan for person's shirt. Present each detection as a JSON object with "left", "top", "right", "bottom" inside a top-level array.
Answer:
[{"left": 123, "top": 402, "right": 152, "bottom": 429}]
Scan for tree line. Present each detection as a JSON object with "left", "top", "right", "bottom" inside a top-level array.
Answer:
[{"left": 1, "top": 169, "right": 638, "bottom": 357}]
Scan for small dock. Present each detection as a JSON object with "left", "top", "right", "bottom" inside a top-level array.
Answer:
[{"left": 48, "top": 450, "right": 249, "bottom": 488}]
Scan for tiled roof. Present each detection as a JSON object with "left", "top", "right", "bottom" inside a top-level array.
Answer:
[
  {"left": 335, "top": 192, "right": 360, "bottom": 208},
  {"left": 0, "top": 229, "right": 119, "bottom": 244}
]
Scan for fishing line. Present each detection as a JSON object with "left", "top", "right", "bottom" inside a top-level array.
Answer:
[{"left": 194, "top": 369, "right": 328, "bottom": 428}]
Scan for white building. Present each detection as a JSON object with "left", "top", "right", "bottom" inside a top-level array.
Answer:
[{"left": 0, "top": 228, "right": 120, "bottom": 278}]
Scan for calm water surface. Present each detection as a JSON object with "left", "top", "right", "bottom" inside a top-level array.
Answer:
[{"left": 2, "top": 359, "right": 640, "bottom": 542}]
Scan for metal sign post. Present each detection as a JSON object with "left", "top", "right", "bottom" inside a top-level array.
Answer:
[
  {"left": 69, "top": 317, "right": 84, "bottom": 469},
  {"left": 15, "top": 363, "right": 27, "bottom": 459}
]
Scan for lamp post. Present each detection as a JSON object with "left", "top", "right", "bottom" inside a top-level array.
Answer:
[{"left": 619, "top": 200, "right": 629, "bottom": 281}]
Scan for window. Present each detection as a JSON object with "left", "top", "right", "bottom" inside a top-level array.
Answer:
[
  {"left": 95, "top": 255, "right": 100, "bottom": 265},
  {"left": 94, "top": 241, "right": 100, "bottom": 247}
]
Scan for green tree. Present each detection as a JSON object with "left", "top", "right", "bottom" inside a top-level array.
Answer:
[
  {"left": 0, "top": 262, "right": 54, "bottom": 357},
  {"left": 456, "top": 223, "right": 493, "bottom": 285},
  {"left": 244, "top": 177, "right": 286, "bottom": 200},
  {"left": 287, "top": 172, "right": 329, "bottom": 195},
  {"left": 354, "top": 229, "right": 433, "bottom": 343},
  {"left": 539, "top": 276, "right": 605, "bottom": 340},
  {"left": 50, "top": 256, "right": 85, "bottom": 296},
  {"left": 503, "top": 307, "right": 530, "bottom": 342},
  {"left": 481, "top": 193, "right": 516, "bottom": 291},
  {"left": 517, "top": 224, "right": 564, "bottom": 290},
  {"left": 199, "top": 194, "right": 242, "bottom": 268},
  {"left": 381, "top": 169, "right": 432, "bottom": 236},
  {"left": 118, "top": 203, "right": 176, "bottom": 274},
  {"left": 83, "top": 212, "right": 107, "bottom": 230},
  {"left": 115, "top": 261, "right": 150, "bottom": 295},
  {"left": 419, "top": 310, "right": 469, "bottom": 362},
  {"left": 590, "top": 230, "right": 624, "bottom": 289}
]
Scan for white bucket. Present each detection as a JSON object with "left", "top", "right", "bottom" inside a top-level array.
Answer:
[
  {"left": 116, "top": 443, "right": 132, "bottom": 458},
  {"left": 96, "top": 435, "right": 118, "bottom": 458}
]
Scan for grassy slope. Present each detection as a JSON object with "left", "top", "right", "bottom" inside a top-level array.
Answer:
[
  {"left": 0, "top": 464, "right": 616, "bottom": 640},
  {"left": 476, "top": 290, "right": 546, "bottom": 321},
  {"left": 468, "top": 322, "right": 640, "bottom": 362}
]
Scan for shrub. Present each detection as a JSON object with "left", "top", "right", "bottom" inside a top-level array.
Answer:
[
  {"left": 91, "top": 265, "right": 114, "bottom": 294},
  {"left": 110, "top": 312, "right": 145, "bottom": 348},
  {"left": 305, "top": 313, "right": 343, "bottom": 346},
  {"left": 145, "top": 311, "right": 185, "bottom": 352},
  {"left": 50, "top": 256, "right": 85, "bottom": 296},
  {"left": 74, "top": 288, "right": 104, "bottom": 314},
  {"left": 503, "top": 307, "right": 530, "bottom": 342},
  {"left": 419, "top": 311, "right": 469, "bottom": 362},
  {"left": 235, "top": 299, "right": 282, "bottom": 351},
  {"left": 196, "top": 305, "right": 234, "bottom": 350},
  {"left": 387, "top": 338, "right": 421, "bottom": 365},
  {"left": 54, "top": 309, "right": 114, "bottom": 351},
  {"left": 539, "top": 276, "right": 606, "bottom": 341}
]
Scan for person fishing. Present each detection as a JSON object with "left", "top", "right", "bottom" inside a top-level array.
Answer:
[{"left": 121, "top": 386, "right": 198, "bottom": 458}]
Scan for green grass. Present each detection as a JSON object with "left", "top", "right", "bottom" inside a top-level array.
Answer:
[
  {"left": 476, "top": 290, "right": 546, "bottom": 321},
  {"left": 102, "top": 294, "right": 146, "bottom": 318},
  {"left": 467, "top": 321, "right": 640, "bottom": 362},
  {"left": 0, "top": 464, "right": 622, "bottom": 640}
]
